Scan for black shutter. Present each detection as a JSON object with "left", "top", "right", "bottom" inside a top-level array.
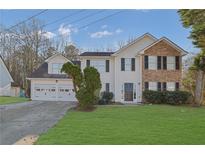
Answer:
[
  {"left": 121, "top": 58, "right": 125, "bottom": 71},
  {"left": 175, "top": 82, "right": 179, "bottom": 91},
  {"left": 157, "top": 56, "right": 161, "bottom": 70},
  {"left": 106, "top": 60, "right": 109, "bottom": 72},
  {"left": 105, "top": 83, "right": 110, "bottom": 92},
  {"left": 163, "top": 56, "right": 167, "bottom": 70},
  {"left": 157, "top": 82, "right": 161, "bottom": 91},
  {"left": 86, "top": 60, "right": 90, "bottom": 67},
  {"left": 144, "top": 56, "right": 148, "bottom": 69},
  {"left": 163, "top": 82, "right": 167, "bottom": 91},
  {"left": 175, "top": 56, "right": 180, "bottom": 70},
  {"left": 145, "top": 82, "right": 149, "bottom": 90},
  {"left": 131, "top": 58, "right": 135, "bottom": 71}
]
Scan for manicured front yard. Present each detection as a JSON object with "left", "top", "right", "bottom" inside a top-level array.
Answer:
[
  {"left": 36, "top": 105, "right": 205, "bottom": 145},
  {"left": 0, "top": 96, "right": 29, "bottom": 105}
]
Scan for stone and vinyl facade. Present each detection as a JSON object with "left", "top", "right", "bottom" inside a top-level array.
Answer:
[
  {"left": 80, "top": 34, "right": 187, "bottom": 103},
  {"left": 28, "top": 33, "right": 188, "bottom": 103}
]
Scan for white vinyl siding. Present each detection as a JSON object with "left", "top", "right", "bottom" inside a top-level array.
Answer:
[
  {"left": 149, "top": 82, "right": 157, "bottom": 91},
  {"left": 52, "top": 63, "right": 63, "bottom": 74},
  {"left": 167, "top": 56, "right": 176, "bottom": 70},
  {"left": 148, "top": 56, "right": 157, "bottom": 70},
  {"left": 167, "top": 82, "right": 175, "bottom": 91},
  {"left": 90, "top": 60, "right": 105, "bottom": 72},
  {"left": 125, "top": 58, "right": 131, "bottom": 71}
]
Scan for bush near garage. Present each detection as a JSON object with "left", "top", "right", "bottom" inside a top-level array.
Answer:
[
  {"left": 61, "top": 62, "right": 101, "bottom": 111},
  {"left": 143, "top": 90, "right": 192, "bottom": 105}
]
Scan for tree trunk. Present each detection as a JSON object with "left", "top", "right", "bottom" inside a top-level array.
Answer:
[{"left": 194, "top": 70, "right": 205, "bottom": 106}]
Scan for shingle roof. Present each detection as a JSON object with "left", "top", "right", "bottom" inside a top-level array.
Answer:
[
  {"left": 28, "top": 61, "right": 81, "bottom": 79},
  {"left": 80, "top": 52, "right": 115, "bottom": 56},
  {"left": 28, "top": 62, "right": 68, "bottom": 79}
]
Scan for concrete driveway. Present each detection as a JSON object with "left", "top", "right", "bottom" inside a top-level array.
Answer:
[{"left": 0, "top": 101, "right": 76, "bottom": 145}]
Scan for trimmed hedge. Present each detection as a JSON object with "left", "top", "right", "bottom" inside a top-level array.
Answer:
[{"left": 143, "top": 90, "right": 192, "bottom": 105}]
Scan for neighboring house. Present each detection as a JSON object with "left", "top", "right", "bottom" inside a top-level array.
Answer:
[
  {"left": 0, "top": 55, "right": 14, "bottom": 96},
  {"left": 27, "top": 53, "right": 80, "bottom": 101},
  {"left": 28, "top": 33, "right": 188, "bottom": 103}
]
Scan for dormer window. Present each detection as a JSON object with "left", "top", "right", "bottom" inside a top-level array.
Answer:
[{"left": 52, "top": 63, "right": 64, "bottom": 74}]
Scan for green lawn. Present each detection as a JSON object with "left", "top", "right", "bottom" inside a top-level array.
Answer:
[
  {"left": 0, "top": 96, "right": 29, "bottom": 105},
  {"left": 36, "top": 105, "right": 205, "bottom": 145}
]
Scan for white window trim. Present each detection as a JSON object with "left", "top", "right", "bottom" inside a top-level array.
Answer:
[
  {"left": 167, "top": 56, "right": 175, "bottom": 70},
  {"left": 149, "top": 82, "right": 157, "bottom": 91},
  {"left": 167, "top": 82, "right": 175, "bottom": 91},
  {"left": 90, "top": 60, "right": 105, "bottom": 73},
  {"left": 124, "top": 58, "right": 132, "bottom": 71},
  {"left": 148, "top": 56, "right": 157, "bottom": 70},
  {"left": 52, "top": 63, "right": 64, "bottom": 74}
]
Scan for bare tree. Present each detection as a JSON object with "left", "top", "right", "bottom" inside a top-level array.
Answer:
[
  {"left": 63, "top": 44, "right": 79, "bottom": 61},
  {"left": 1, "top": 18, "right": 54, "bottom": 95}
]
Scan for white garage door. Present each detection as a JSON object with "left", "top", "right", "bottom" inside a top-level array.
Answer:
[
  {"left": 57, "top": 84, "right": 76, "bottom": 101},
  {"left": 33, "top": 84, "right": 77, "bottom": 101}
]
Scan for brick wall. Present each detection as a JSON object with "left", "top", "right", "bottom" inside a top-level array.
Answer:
[{"left": 142, "top": 40, "right": 182, "bottom": 90}]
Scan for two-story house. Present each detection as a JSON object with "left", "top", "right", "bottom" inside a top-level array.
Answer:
[{"left": 28, "top": 33, "right": 188, "bottom": 103}]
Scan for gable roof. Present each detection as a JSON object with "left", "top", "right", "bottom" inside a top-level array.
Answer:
[
  {"left": 0, "top": 55, "right": 14, "bottom": 82},
  {"left": 45, "top": 53, "right": 69, "bottom": 62},
  {"left": 111, "top": 33, "right": 157, "bottom": 56},
  {"left": 28, "top": 60, "right": 81, "bottom": 79},
  {"left": 80, "top": 52, "right": 115, "bottom": 57},
  {"left": 138, "top": 37, "right": 189, "bottom": 56}
]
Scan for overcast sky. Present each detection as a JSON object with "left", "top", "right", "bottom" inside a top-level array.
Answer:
[{"left": 0, "top": 9, "right": 199, "bottom": 53}]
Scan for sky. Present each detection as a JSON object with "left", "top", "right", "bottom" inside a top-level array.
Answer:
[{"left": 0, "top": 9, "right": 199, "bottom": 53}]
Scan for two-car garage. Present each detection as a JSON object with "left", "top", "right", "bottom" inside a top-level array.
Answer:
[{"left": 31, "top": 80, "right": 77, "bottom": 101}]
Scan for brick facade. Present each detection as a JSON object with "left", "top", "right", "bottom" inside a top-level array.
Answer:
[{"left": 142, "top": 40, "right": 182, "bottom": 90}]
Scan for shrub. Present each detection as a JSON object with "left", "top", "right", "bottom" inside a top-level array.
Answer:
[
  {"left": 142, "top": 90, "right": 165, "bottom": 104},
  {"left": 143, "top": 90, "right": 192, "bottom": 105},
  {"left": 98, "top": 91, "right": 114, "bottom": 105},
  {"left": 62, "top": 62, "right": 101, "bottom": 110}
]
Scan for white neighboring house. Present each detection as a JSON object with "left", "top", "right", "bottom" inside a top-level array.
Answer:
[
  {"left": 28, "top": 33, "right": 187, "bottom": 103},
  {"left": 27, "top": 53, "right": 79, "bottom": 101},
  {"left": 0, "top": 55, "right": 14, "bottom": 96}
]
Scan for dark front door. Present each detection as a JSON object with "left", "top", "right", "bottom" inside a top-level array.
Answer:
[{"left": 124, "top": 83, "right": 133, "bottom": 101}]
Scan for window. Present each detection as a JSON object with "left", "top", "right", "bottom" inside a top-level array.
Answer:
[
  {"left": 121, "top": 58, "right": 125, "bottom": 71},
  {"left": 106, "top": 60, "right": 109, "bottom": 72},
  {"left": 157, "top": 82, "right": 162, "bottom": 91},
  {"left": 157, "top": 56, "right": 162, "bottom": 70},
  {"left": 163, "top": 56, "right": 167, "bottom": 70},
  {"left": 121, "top": 58, "right": 135, "bottom": 71},
  {"left": 175, "top": 56, "right": 180, "bottom": 70},
  {"left": 125, "top": 58, "right": 131, "bottom": 71},
  {"left": 90, "top": 60, "right": 105, "bottom": 72},
  {"left": 167, "top": 82, "right": 175, "bottom": 91},
  {"left": 175, "top": 82, "right": 180, "bottom": 91},
  {"left": 105, "top": 83, "right": 110, "bottom": 92},
  {"left": 144, "top": 56, "right": 148, "bottom": 69},
  {"left": 131, "top": 58, "right": 135, "bottom": 71},
  {"left": 86, "top": 60, "right": 90, "bottom": 67},
  {"left": 149, "top": 82, "right": 157, "bottom": 91},
  {"left": 144, "top": 82, "right": 149, "bottom": 90},
  {"left": 163, "top": 82, "right": 167, "bottom": 91},
  {"left": 167, "top": 56, "right": 176, "bottom": 70},
  {"left": 35, "top": 88, "right": 40, "bottom": 91},
  {"left": 52, "top": 63, "right": 63, "bottom": 74},
  {"left": 148, "top": 56, "right": 157, "bottom": 70}
]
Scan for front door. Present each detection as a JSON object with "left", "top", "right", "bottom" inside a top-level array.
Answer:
[{"left": 124, "top": 83, "right": 133, "bottom": 101}]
